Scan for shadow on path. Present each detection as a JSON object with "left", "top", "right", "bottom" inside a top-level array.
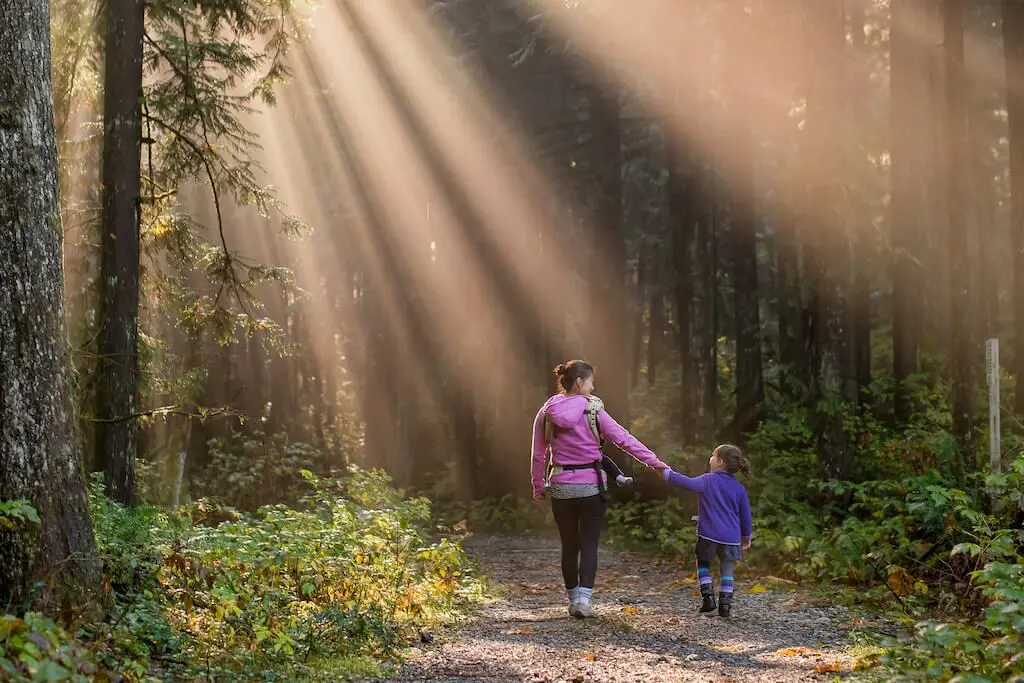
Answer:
[{"left": 376, "top": 535, "right": 857, "bottom": 683}]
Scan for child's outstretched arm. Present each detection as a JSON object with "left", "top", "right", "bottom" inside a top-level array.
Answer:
[
  {"left": 662, "top": 468, "right": 708, "bottom": 492},
  {"left": 739, "top": 487, "right": 753, "bottom": 548}
]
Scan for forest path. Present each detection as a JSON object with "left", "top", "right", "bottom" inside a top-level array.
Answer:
[{"left": 379, "top": 534, "right": 866, "bottom": 682}]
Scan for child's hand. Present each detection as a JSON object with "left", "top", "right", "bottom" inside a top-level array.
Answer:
[{"left": 741, "top": 537, "right": 751, "bottom": 550}]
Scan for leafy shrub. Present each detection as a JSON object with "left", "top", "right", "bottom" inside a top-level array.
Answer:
[
  {"left": 2, "top": 466, "right": 481, "bottom": 681},
  {"left": 195, "top": 431, "right": 334, "bottom": 510},
  {"left": 883, "top": 561, "right": 1024, "bottom": 682},
  {"left": 438, "top": 494, "right": 552, "bottom": 534},
  {"left": 0, "top": 612, "right": 104, "bottom": 682},
  {"left": 156, "top": 469, "right": 476, "bottom": 675}
]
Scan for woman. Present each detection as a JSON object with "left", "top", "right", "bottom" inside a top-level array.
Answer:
[{"left": 531, "top": 360, "right": 669, "bottom": 618}]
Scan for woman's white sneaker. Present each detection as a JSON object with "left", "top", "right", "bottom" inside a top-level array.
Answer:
[
  {"left": 567, "top": 586, "right": 580, "bottom": 617},
  {"left": 574, "top": 587, "right": 596, "bottom": 618}
]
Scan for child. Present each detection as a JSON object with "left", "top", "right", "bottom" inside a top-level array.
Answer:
[{"left": 661, "top": 444, "right": 752, "bottom": 617}]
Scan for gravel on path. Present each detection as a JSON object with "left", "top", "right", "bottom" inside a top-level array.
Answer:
[{"left": 380, "top": 534, "right": 861, "bottom": 682}]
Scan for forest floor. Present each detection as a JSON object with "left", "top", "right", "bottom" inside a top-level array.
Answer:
[{"left": 376, "top": 535, "right": 878, "bottom": 683}]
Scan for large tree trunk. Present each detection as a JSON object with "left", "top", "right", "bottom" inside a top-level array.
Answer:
[
  {"left": 803, "top": 0, "right": 854, "bottom": 479},
  {"left": 1004, "top": 0, "right": 1024, "bottom": 416},
  {"left": 890, "top": 0, "right": 929, "bottom": 420},
  {"left": 669, "top": 139, "right": 697, "bottom": 443},
  {"left": 944, "top": 0, "right": 976, "bottom": 468},
  {"left": 849, "top": 0, "right": 873, "bottom": 403},
  {"left": 699, "top": 170, "right": 720, "bottom": 441},
  {"left": 0, "top": 0, "right": 101, "bottom": 607},
  {"left": 728, "top": 5, "right": 764, "bottom": 438},
  {"left": 96, "top": 0, "right": 144, "bottom": 505},
  {"left": 588, "top": 86, "right": 629, "bottom": 421}
]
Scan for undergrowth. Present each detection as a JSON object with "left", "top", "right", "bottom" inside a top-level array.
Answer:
[{"left": 1, "top": 467, "right": 482, "bottom": 682}]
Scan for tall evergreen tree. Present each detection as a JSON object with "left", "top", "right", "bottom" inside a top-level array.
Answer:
[{"left": 0, "top": 0, "right": 100, "bottom": 606}]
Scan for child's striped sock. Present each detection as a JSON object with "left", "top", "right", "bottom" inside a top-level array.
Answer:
[
  {"left": 720, "top": 575, "right": 734, "bottom": 593},
  {"left": 697, "top": 565, "right": 714, "bottom": 590}
]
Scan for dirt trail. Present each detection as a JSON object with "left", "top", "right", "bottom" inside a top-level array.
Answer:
[{"left": 384, "top": 535, "right": 861, "bottom": 682}]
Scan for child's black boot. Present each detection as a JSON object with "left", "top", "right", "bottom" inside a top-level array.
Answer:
[
  {"left": 699, "top": 584, "right": 717, "bottom": 615},
  {"left": 717, "top": 591, "right": 733, "bottom": 618}
]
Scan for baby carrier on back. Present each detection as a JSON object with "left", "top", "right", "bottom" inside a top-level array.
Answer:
[{"left": 543, "top": 396, "right": 626, "bottom": 502}]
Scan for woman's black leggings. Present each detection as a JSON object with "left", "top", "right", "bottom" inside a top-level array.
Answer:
[{"left": 551, "top": 495, "right": 607, "bottom": 589}]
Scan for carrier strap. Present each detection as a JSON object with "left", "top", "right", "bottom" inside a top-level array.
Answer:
[{"left": 543, "top": 395, "right": 611, "bottom": 501}]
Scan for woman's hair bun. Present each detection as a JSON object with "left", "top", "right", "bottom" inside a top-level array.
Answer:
[{"left": 553, "top": 363, "right": 568, "bottom": 377}]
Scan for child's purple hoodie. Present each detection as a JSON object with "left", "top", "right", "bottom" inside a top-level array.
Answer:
[
  {"left": 663, "top": 469, "right": 753, "bottom": 546},
  {"left": 530, "top": 394, "right": 668, "bottom": 498}
]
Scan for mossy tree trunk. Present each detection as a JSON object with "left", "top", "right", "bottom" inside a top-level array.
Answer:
[{"left": 0, "top": 0, "right": 100, "bottom": 609}]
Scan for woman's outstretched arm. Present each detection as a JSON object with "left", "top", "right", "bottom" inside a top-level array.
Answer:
[{"left": 597, "top": 410, "right": 669, "bottom": 471}]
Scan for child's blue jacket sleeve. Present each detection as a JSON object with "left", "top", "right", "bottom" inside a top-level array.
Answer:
[
  {"left": 739, "top": 487, "right": 753, "bottom": 539},
  {"left": 663, "top": 469, "right": 707, "bottom": 492}
]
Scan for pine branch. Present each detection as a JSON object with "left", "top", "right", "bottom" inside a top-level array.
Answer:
[{"left": 84, "top": 404, "right": 240, "bottom": 424}]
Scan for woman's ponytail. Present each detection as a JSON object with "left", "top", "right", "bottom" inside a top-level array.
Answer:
[{"left": 553, "top": 360, "right": 594, "bottom": 393}]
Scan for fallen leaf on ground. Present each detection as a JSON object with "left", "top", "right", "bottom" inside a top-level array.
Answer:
[
  {"left": 813, "top": 662, "right": 844, "bottom": 673},
  {"left": 776, "top": 647, "right": 814, "bottom": 657},
  {"left": 583, "top": 651, "right": 596, "bottom": 661},
  {"left": 622, "top": 606, "right": 641, "bottom": 616},
  {"left": 760, "top": 575, "right": 798, "bottom": 585},
  {"left": 750, "top": 583, "right": 769, "bottom": 593},
  {"left": 713, "top": 644, "right": 746, "bottom": 653}
]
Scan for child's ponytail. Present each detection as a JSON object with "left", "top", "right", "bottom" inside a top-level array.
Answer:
[{"left": 714, "top": 444, "right": 750, "bottom": 475}]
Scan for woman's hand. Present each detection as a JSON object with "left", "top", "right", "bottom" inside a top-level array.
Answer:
[{"left": 741, "top": 537, "right": 751, "bottom": 550}]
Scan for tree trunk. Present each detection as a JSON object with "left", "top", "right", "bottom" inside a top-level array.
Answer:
[
  {"left": 728, "top": 7, "right": 764, "bottom": 437},
  {"left": 96, "top": 0, "right": 144, "bottom": 506},
  {"left": 246, "top": 330, "right": 266, "bottom": 424},
  {"left": 849, "top": 0, "right": 873, "bottom": 403},
  {"left": 588, "top": 86, "right": 629, "bottom": 421},
  {"left": 631, "top": 242, "right": 648, "bottom": 390},
  {"left": 670, "top": 139, "right": 696, "bottom": 443},
  {"left": 647, "top": 248, "right": 664, "bottom": 387},
  {"left": 700, "top": 169, "right": 720, "bottom": 440},
  {"left": 452, "top": 387, "right": 478, "bottom": 502},
  {"left": 803, "top": 0, "right": 854, "bottom": 479},
  {"left": 944, "top": 0, "right": 976, "bottom": 468},
  {"left": 0, "top": 0, "right": 101, "bottom": 607},
  {"left": 890, "top": 0, "right": 928, "bottom": 420},
  {"left": 776, "top": 214, "right": 802, "bottom": 380},
  {"left": 1004, "top": 0, "right": 1024, "bottom": 416}
]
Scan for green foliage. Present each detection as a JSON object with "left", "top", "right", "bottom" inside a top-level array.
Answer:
[
  {"left": 438, "top": 494, "right": 552, "bottom": 534},
  {"left": 0, "top": 501, "right": 41, "bottom": 530},
  {"left": 2, "top": 467, "right": 480, "bottom": 681},
  {"left": 0, "top": 613, "right": 104, "bottom": 682},
  {"left": 605, "top": 497, "right": 697, "bottom": 557},
  {"left": 157, "top": 470, "right": 475, "bottom": 676},
  {"left": 883, "top": 562, "right": 1024, "bottom": 682},
  {"left": 599, "top": 383, "right": 1024, "bottom": 680},
  {"left": 194, "top": 431, "right": 334, "bottom": 510}
]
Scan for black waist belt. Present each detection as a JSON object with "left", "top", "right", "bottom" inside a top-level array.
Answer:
[{"left": 553, "top": 461, "right": 608, "bottom": 502}]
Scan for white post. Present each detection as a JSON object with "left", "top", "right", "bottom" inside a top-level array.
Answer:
[{"left": 986, "top": 338, "right": 1001, "bottom": 472}]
